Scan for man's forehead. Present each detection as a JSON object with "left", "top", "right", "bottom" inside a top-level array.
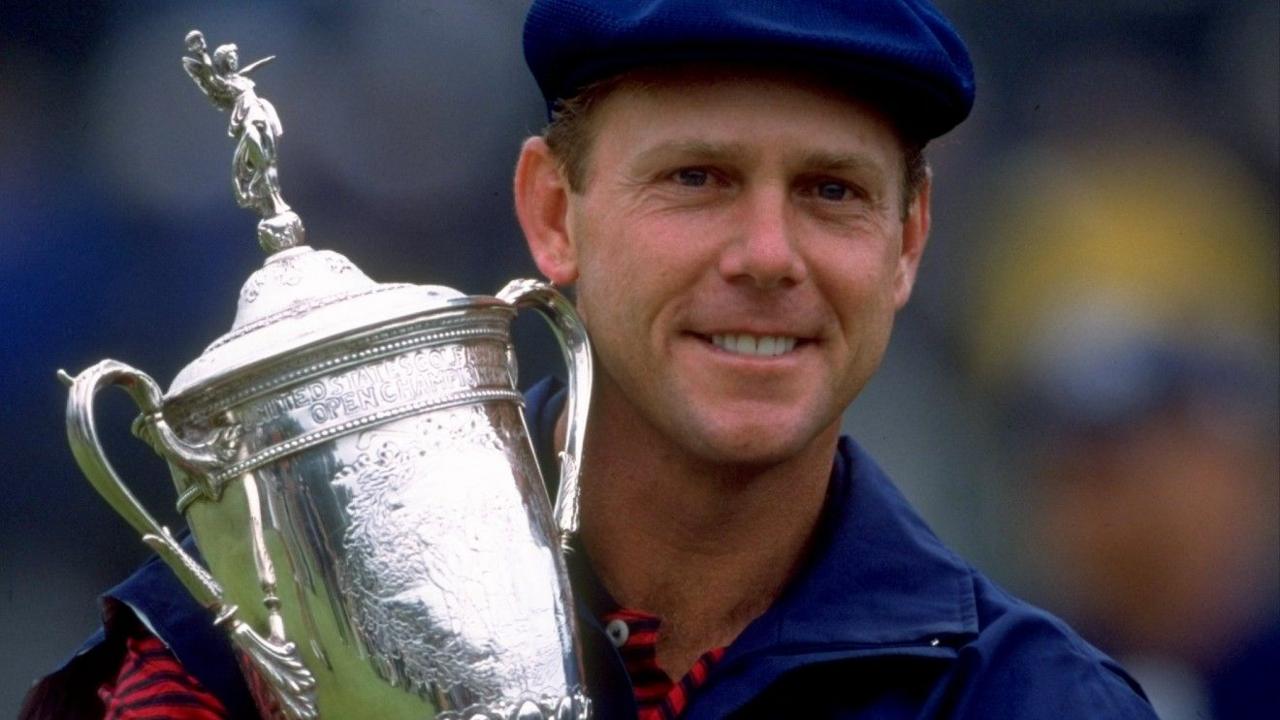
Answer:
[{"left": 590, "top": 66, "right": 906, "bottom": 157}]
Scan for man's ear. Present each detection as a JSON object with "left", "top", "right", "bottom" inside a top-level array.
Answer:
[
  {"left": 894, "top": 170, "right": 931, "bottom": 309},
  {"left": 514, "top": 136, "right": 579, "bottom": 286}
]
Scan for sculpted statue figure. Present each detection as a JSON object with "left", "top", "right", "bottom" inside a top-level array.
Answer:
[{"left": 183, "top": 30, "right": 304, "bottom": 252}]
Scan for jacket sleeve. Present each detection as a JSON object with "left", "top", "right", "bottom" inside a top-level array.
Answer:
[{"left": 20, "top": 540, "right": 256, "bottom": 720}]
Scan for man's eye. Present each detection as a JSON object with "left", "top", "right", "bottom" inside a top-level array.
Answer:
[
  {"left": 815, "top": 181, "right": 853, "bottom": 201},
  {"left": 673, "top": 168, "right": 711, "bottom": 187}
]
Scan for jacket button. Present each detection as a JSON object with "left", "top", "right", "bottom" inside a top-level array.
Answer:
[{"left": 605, "top": 618, "right": 630, "bottom": 647}]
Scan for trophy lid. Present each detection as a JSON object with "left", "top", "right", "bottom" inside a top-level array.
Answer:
[
  {"left": 167, "top": 247, "right": 466, "bottom": 398},
  {"left": 167, "top": 31, "right": 468, "bottom": 398}
]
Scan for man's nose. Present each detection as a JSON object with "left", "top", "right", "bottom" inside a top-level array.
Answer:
[{"left": 718, "top": 188, "right": 807, "bottom": 289}]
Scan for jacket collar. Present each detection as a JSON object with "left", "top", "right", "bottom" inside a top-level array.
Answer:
[
  {"left": 725, "top": 436, "right": 978, "bottom": 659},
  {"left": 526, "top": 377, "right": 979, "bottom": 657}
]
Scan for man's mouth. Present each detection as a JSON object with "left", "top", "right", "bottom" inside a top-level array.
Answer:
[{"left": 709, "top": 333, "right": 800, "bottom": 357}]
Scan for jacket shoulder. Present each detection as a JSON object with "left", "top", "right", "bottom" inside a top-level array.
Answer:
[
  {"left": 928, "top": 572, "right": 1158, "bottom": 719},
  {"left": 21, "top": 539, "right": 256, "bottom": 719}
]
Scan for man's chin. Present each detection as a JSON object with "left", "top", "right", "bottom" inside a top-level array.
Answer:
[{"left": 678, "top": 420, "right": 838, "bottom": 476}]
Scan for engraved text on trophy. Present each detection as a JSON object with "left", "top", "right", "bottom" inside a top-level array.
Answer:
[{"left": 241, "top": 341, "right": 512, "bottom": 428}]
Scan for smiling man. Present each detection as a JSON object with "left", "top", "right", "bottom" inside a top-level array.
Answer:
[
  {"left": 511, "top": 1, "right": 1160, "bottom": 719},
  {"left": 518, "top": 67, "right": 929, "bottom": 675},
  {"left": 24, "top": 2, "right": 1161, "bottom": 719}
]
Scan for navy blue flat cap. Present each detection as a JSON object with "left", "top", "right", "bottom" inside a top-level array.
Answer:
[{"left": 524, "top": 0, "right": 975, "bottom": 141}]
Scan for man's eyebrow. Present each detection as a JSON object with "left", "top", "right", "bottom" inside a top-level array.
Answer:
[
  {"left": 631, "top": 139, "right": 754, "bottom": 166},
  {"left": 630, "top": 141, "right": 890, "bottom": 181},
  {"left": 794, "top": 150, "right": 889, "bottom": 182}
]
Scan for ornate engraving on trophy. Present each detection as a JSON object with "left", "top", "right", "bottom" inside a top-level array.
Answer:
[
  {"left": 239, "top": 251, "right": 362, "bottom": 304},
  {"left": 242, "top": 256, "right": 304, "bottom": 303},
  {"left": 330, "top": 403, "right": 570, "bottom": 709},
  {"left": 241, "top": 340, "right": 512, "bottom": 428}
]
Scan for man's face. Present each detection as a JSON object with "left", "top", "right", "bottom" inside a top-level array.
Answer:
[{"left": 534, "top": 69, "right": 929, "bottom": 470}]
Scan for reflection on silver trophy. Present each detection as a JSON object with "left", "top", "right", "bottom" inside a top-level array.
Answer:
[{"left": 59, "top": 30, "right": 593, "bottom": 720}]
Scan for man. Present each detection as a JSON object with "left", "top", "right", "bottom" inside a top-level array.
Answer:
[
  {"left": 25, "top": 1, "right": 1159, "bottom": 718},
  {"left": 507, "top": 2, "right": 1157, "bottom": 718}
]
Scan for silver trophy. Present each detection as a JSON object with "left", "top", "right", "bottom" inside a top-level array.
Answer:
[{"left": 58, "top": 30, "right": 592, "bottom": 720}]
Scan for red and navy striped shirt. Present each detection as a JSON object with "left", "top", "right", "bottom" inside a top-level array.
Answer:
[
  {"left": 600, "top": 607, "right": 727, "bottom": 720},
  {"left": 103, "top": 611, "right": 723, "bottom": 719},
  {"left": 97, "top": 631, "right": 227, "bottom": 720},
  {"left": 101, "top": 609, "right": 727, "bottom": 717}
]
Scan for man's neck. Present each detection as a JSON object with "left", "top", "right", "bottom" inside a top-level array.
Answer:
[{"left": 555, "top": 398, "right": 837, "bottom": 680}]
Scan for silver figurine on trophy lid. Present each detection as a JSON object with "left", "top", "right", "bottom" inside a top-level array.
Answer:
[{"left": 59, "top": 30, "right": 593, "bottom": 720}]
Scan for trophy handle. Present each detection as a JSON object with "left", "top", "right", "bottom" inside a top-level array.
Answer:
[
  {"left": 497, "top": 279, "right": 593, "bottom": 551},
  {"left": 60, "top": 359, "right": 318, "bottom": 720}
]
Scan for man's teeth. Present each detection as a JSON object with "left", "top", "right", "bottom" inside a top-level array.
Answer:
[{"left": 710, "top": 334, "right": 799, "bottom": 357}]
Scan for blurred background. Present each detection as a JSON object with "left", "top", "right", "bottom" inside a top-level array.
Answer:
[{"left": 2, "top": 1, "right": 1275, "bottom": 717}]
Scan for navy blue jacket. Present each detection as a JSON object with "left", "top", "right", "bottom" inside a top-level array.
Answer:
[{"left": 26, "top": 378, "right": 1157, "bottom": 719}]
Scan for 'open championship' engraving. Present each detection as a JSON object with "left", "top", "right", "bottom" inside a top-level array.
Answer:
[{"left": 243, "top": 341, "right": 511, "bottom": 426}]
